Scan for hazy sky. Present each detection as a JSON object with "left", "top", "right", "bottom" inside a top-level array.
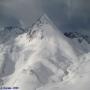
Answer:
[
  {"left": 0, "top": 0, "right": 90, "bottom": 33},
  {"left": 0, "top": 0, "right": 43, "bottom": 26},
  {"left": 42, "top": 0, "right": 90, "bottom": 32}
]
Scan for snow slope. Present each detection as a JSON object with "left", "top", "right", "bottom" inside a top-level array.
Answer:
[{"left": 0, "top": 14, "right": 90, "bottom": 90}]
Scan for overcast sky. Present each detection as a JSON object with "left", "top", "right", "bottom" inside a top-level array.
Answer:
[
  {"left": 42, "top": 0, "right": 90, "bottom": 33},
  {"left": 0, "top": 0, "right": 43, "bottom": 26},
  {"left": 0, "top": 0, "right": 90, "bottom": 33}
]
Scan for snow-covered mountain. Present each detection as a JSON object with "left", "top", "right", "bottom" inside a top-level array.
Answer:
[
  {"left": 64, "top": 32, "right": 90, "bottom": 44},
  {"left": 0, "top": 14, "right": 90, "bottom": 90},
  {"left": 64, "top": 32, "right": 90, "bottom": 52}
]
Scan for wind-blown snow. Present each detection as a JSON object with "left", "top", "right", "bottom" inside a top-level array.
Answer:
[{"left": 0, "top": 14, "right": 90, "bottom": 90}]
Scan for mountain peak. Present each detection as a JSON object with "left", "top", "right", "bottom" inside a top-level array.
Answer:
[
  {"left": 39, "top": 14, "right": 52, "bottom": 24},
  {"left": 27, "top": 14, "right": 59, "bottom": 40},
  {"left": 28, "top": 14, "right": 57, "bottom": 30},
  {"left": 31, "top": 14, "right": 53, "bottom": 28}
]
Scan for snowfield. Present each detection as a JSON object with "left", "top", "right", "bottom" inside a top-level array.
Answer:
[{"left": 0, "top": 14, "right": 90, "bottom": 90}]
